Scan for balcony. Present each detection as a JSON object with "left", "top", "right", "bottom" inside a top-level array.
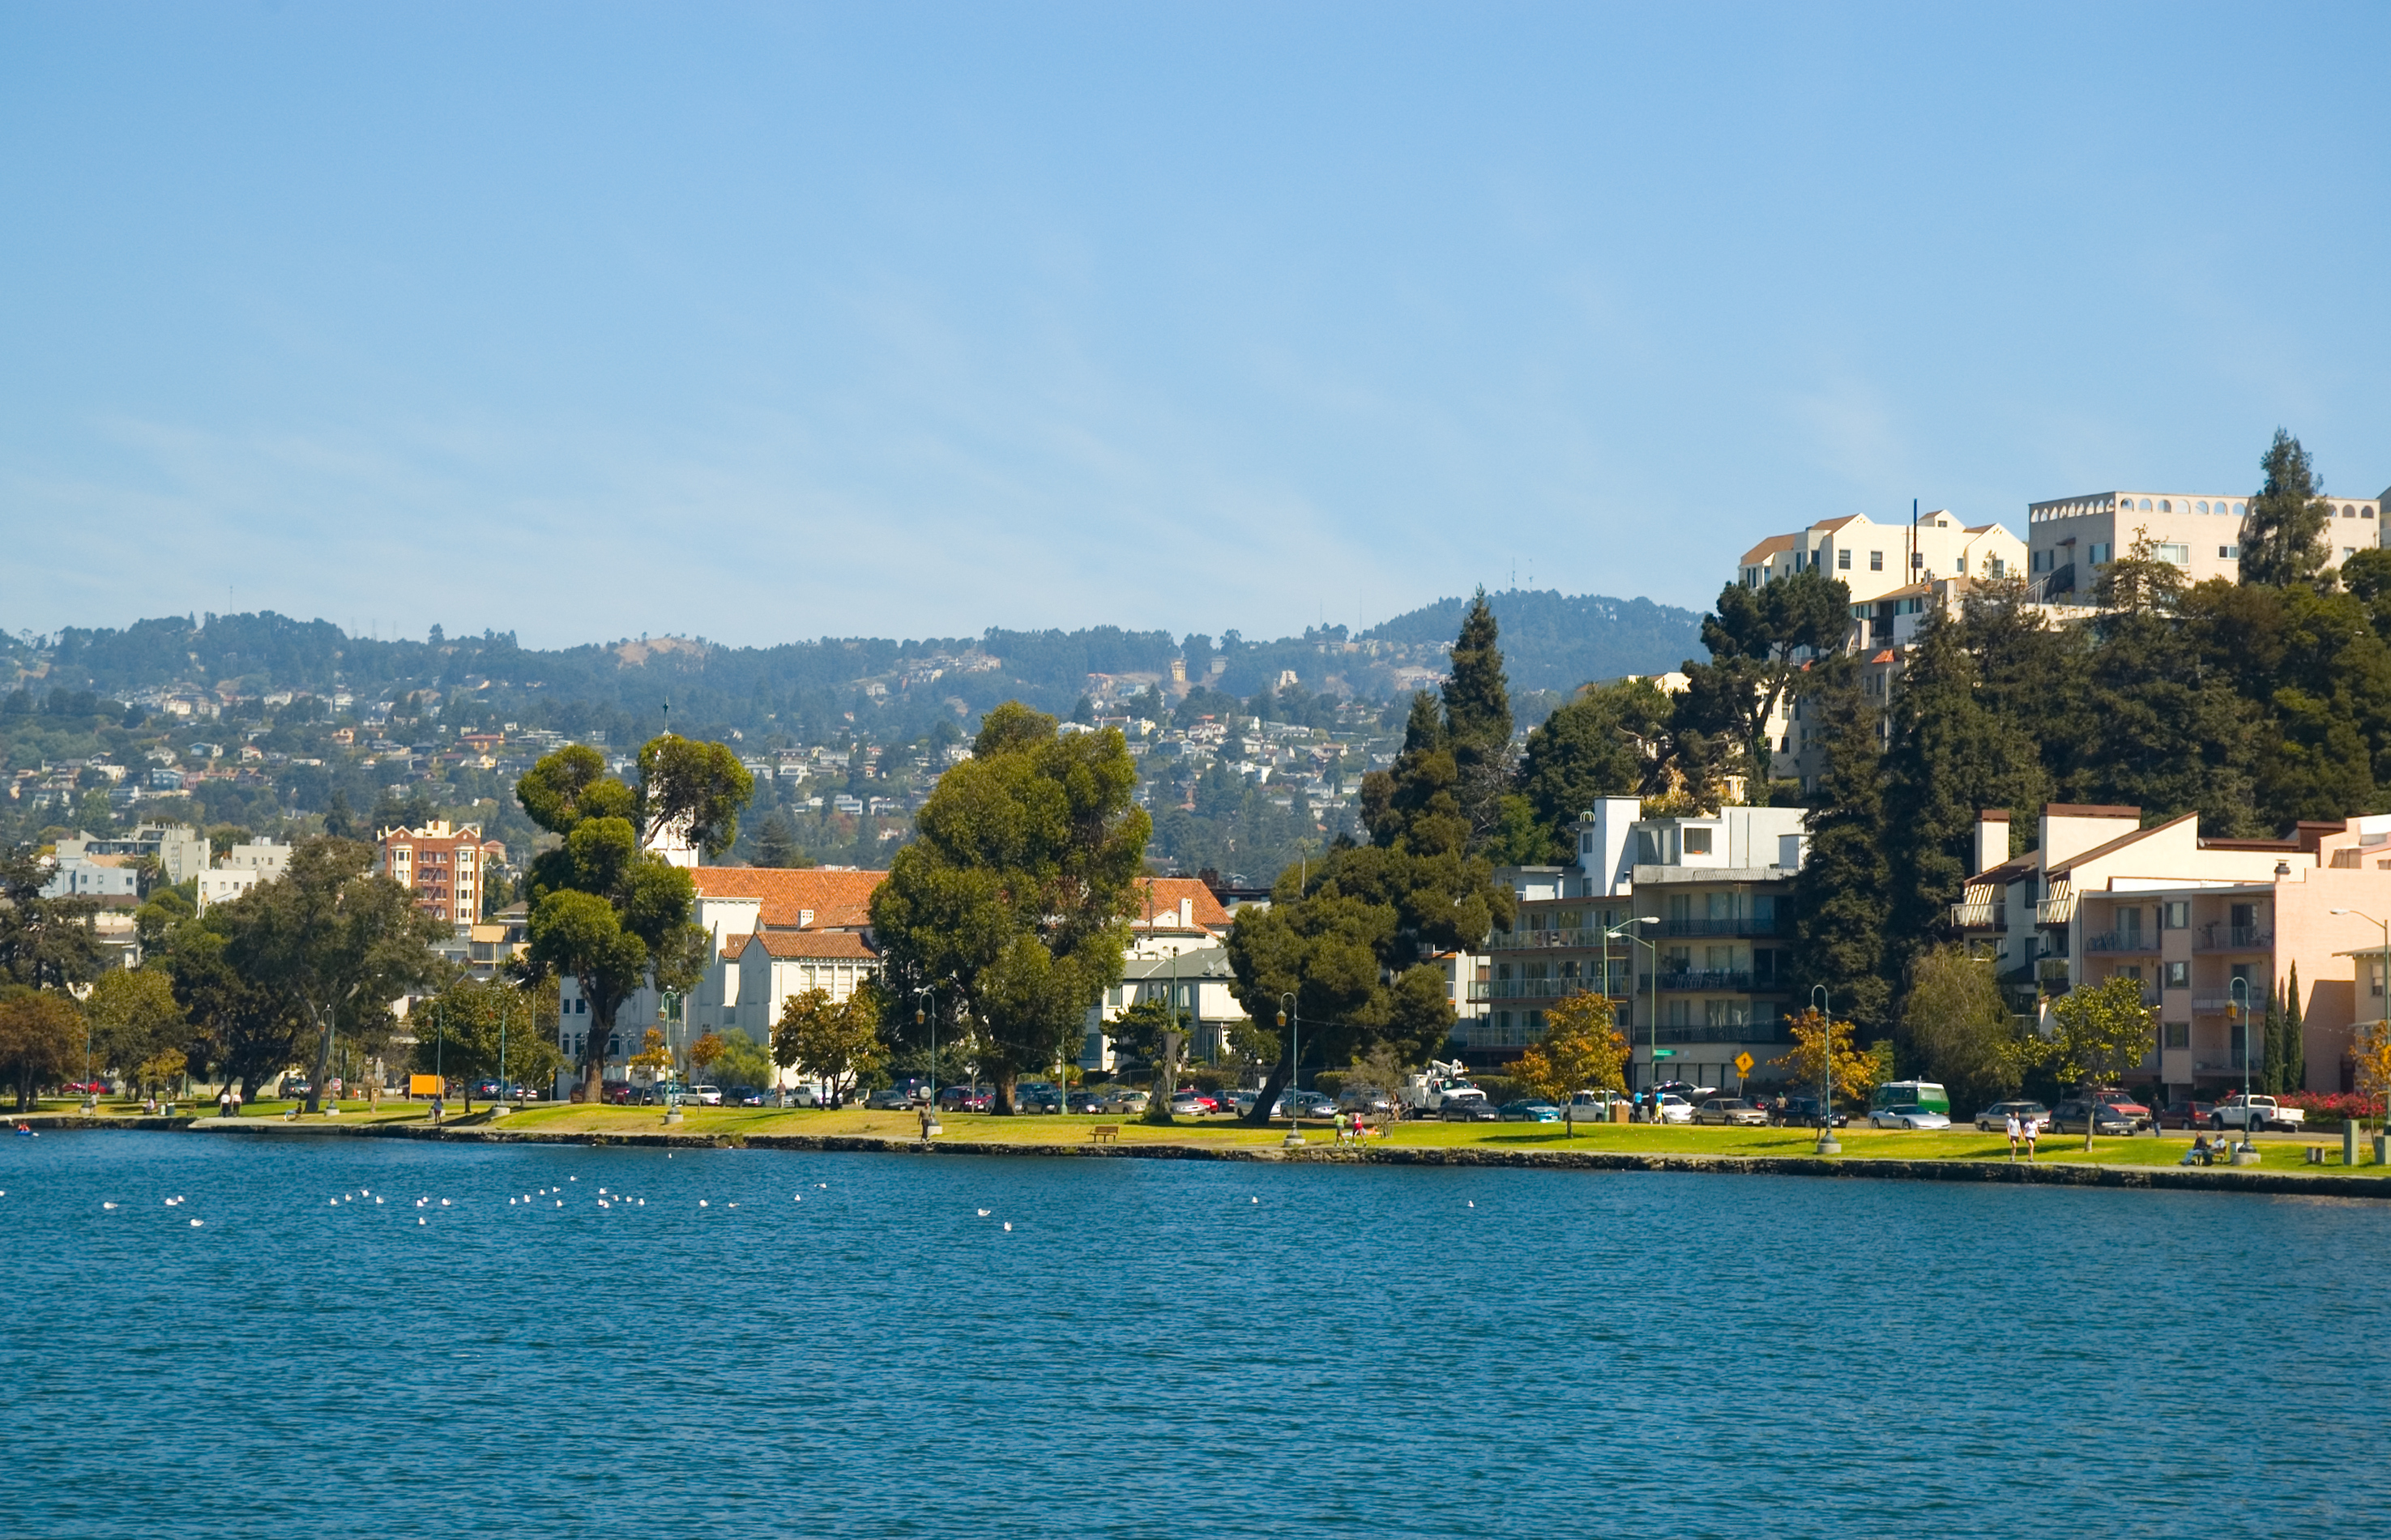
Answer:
[
  {"left": 1488, "top": 928, "right": 1637, "bottom": 953},
  {"left": 1652, "top": 917, "right": 1785, "bottom": 939},
  {"left": 1472, "top": 978, "right": 1624, "bottom": 1002},
  {"left": 2034, "top": 896, "right": 2076, "bottom": 925},
  {"left": 1949, "top": 900, "right": 2005, "bottom": 930},
  {"left": 2196, "top": 924, "right": 2273, "bottom": 953},
  {"left": 1642, "top": 970, "right": 1770, "bottom": 992},
  {"left": 1648, "top": 1022, "right": 1795, "bottom": 1046},
  {"left": 2083, "top": 931, "right": 2159, "bottom": 954}
]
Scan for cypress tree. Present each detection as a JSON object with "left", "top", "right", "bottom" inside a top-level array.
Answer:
[
  {"left": 2257, "top": 983, "right": 2284, "bottom": 1093},
  {"left": 1790, "top": 658, "right": 1892, "bottom": 1032},
  {"left": 1441, "top": 591, "right": 1514, "bottom": 849},
  {"left": 2239, "top": 429, "right": 2334, "bottom": 589},
  {"left": 2276, "top": 961, "right": 2295, "bottom": 1094}
]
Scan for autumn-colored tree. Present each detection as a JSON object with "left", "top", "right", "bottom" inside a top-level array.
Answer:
[
  {"left": 773, "top": 986, "right": 887, "bottom": 1107},
  {"left": 626, "top": 1027, "right": 673, "bottom": 1088},
  {"left": 689, "top": 1031, "right": 728, "bottom": 1085},
  {"left": 2350, "top": 1015, "right": 2391, "bottom": 1122},
  {"left": 1505, "top": 991, "right": 1628, "bottom": 1133},
  {"left": 1770, "top": 1006, "right": 1881, "bottom": 1111},
  {"left": 133, "top": 1047, "right": 187, "bottom": 1102}
]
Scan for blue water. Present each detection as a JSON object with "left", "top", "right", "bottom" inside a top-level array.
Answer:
[{"left": 4, "top": 1133, "right": 2389, "bottom": 1538}]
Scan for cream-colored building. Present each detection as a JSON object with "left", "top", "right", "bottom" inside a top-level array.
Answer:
[
  {"left": 1954, "top": 804, "right": 2391, "bottom": 1100},
  {"left": 2026, "top": 487, "right": 2389, "bottom": 600},
  {"left": 1737, "top": 510, "right": 2025, "bottom": 600}
]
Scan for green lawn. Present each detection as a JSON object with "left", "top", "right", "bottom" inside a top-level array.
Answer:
[{"left": 451, "top": 1104, "right": 2391, "bottom": 1172}]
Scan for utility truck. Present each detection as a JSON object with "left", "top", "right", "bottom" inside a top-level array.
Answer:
[{"left": 1399, "top": 1061, "right": 1487, "bottom": 1117}]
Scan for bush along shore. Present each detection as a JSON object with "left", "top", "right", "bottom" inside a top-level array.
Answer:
[{"left": 15, "top": 1104, "right": 2391, "bottom": 1201}]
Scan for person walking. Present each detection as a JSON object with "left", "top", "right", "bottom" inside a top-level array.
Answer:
[
  {"left": 2005, "top": 1109, "right": 2022, "bottom": 1162},
  {"left": 218, "top": 1088, "right": 231, "bottom": 1120},
  {"left": 228, "top": 1086, "right": 241, "bottom": 1118},
  {"left": 2022, "top": 1111, "right": 2040, "bottom": 1162}
]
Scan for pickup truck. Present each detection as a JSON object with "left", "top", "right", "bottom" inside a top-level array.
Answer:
[{"left": 2210, "top": 1093, "right": 2304, "bottom": 1133}]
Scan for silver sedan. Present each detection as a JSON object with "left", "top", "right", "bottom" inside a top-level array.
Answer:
[{"left": 1868, "top": 1104, "right": 1951, "bottom": 1131}]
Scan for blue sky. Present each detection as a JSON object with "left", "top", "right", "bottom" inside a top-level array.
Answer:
[{"left": 3, "top": 2, "right": 2385, "bottom": 650}]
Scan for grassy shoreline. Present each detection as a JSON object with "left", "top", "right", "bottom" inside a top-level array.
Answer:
[{"left": 29, "top": 1098, "right": 2389, "bottom": 1181}]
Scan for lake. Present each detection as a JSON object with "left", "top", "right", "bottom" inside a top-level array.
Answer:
[{"left": 3, "top": 1131, "right": 2388, "bottom": 1537}]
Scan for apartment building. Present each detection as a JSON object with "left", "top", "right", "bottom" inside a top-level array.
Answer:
[
  {"left": 55, "top": 823, "right": 211, "bottom": 886},
  {"left": 1738, "top": 510, "right": 2024, "bottom": 598},
  {"left": 377, "top": 821, "right": 496, "bottom": 927},
  {"left": 1474, "top": 798, "right": 1809, "bottom": 1092},
  {"left": 194, "top": 838, "right": 291, "bottom": 913},
  {"left": 1953, "top": 804, "right": 2391, "bottom": 1099},
  {"left": 2026, "top": 487, "right": 2389, "bottom": 599}
]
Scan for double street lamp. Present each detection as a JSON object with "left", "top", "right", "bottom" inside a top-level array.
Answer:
[
  {"left": 1278, "top": 991, "right": 1301, "bottom": 1147},
  {"left": 1603, "top": 921, "right": 1660, "bottom": 1104}
]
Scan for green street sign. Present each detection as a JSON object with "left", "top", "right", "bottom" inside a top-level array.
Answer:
[{"left": 1651, "top": 1049, "right": 1676, "bottom": 1059}]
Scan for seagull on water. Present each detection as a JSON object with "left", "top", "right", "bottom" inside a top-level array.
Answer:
[
  {"left": 1001, "top": 1222, "right": 1012, "bottom": 1232},
  {"left": 976, "top": 1209, "right": 990, "bottom": 1217}
]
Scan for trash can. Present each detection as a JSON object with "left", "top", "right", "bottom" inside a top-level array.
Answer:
[
  {"left": 1611, "top": 1101, "right": 1629, "bottom": 1125},
  {"left": 2346, "top": 1123, "right": 2360, "bottom": 1168}
]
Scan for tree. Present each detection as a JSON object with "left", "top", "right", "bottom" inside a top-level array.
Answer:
[
  {"left": 2280, "top": 963, "right": 2306, "bottom": 1094},
  {"left": 2039, "top": 972, "right": 2158, "bottom": 1150},
  {"left": 1504, "top": 990, "right": 1628, "bottom": 1133},
  {"left": 1789, "top": 659, "right": 1893, "bottom": 1033},
  {"left": 1104, "top": 997, "right": 1187, "bottom": 1124},
  {"left": 2350, "top": 1013, "right": 2391, "bottom": 1122},
  {"left": 1233, "top": 671, "right": 1513, "bottom": 1125},
  {"left": 131, "top": 1047, "right": 187, "bottom": 1102},
  {"left": 1881, "top": 608, "right": 2047, "bottom": 1000},
  {"left": 518, "top": 740, "right": 742, "bottom": 1103},
  {"left": 1770, "top": 1005, "right": 1881, "bottom": 1111},
  {"left": 1511, "top": 677, "right": 1680, "bottom": 864},
  {"left": 627, "top": 1027, "right": 674, "bottom": 1086},
  {"left": 1901, "top": 945, "right": 2021, "bottom": 1116},
  {"left": 0, "top": 988, "right": 83, "bottom": 1111},
  {"left": 83, "top": 968, "right": 188, "bottom": 1088},
  {"left": 1681, "top": 567, "right": 1851, "bottom": 791},
  {"left": 712, "top": 1028, "right": 773, "bottom": 1093},
  {"left": 772, "top": 987, "right": 886, "bottom": 1106},
  {"left": 751, "top": 812, "right": 807, "bottom": 870},
  {"left": 1442, "top": 591, "right": 1515, "bottom": 847},
  {"left": 869, "top": 704, "right": 1148, "bottom": 1113},
  {"left": 2239, "top": 429, "right": 2334, "bottom": 589},
  {"left": 689, "top": 1031, "right": 728, "bottom": 1086},
  {"left": 408, "top": 977, "right": 564, "bottom": 1112},
  {"left": 0, "top": 848, "right": 103, "bottom": 992},
  {"left": 214, "top": 838, "right": 446, "bottom": 1108}
]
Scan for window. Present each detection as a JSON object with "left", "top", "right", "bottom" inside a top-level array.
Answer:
[
  {"left": 1683, "top": 827, "right": 1713, "bottom": 855},
  {"left": 2344, "top": 505, "right": 2359, "bottom": 518},
  {"left": 2159, "top": 499, "right": 2172, "bottom": 513},
  {"left": 1870, "top": 550, "right": 1884, "bottom": 570},
  {"left": 2164, "top": 1022, "right": 2190, "bottom": 1048},
  {"left": 2367, "top": 508, "right": 2377, "bottom": 520},
  {"left": 2220, "top": 544, "right": 2239, "bottom": 559},
  {"left": 2196, "top": 500, "right": 2209, "bottom": 514},
  {"left": 2089, "top": 543, "right": 2112, "bottom": 565},
  {"left": 1992, "top": 557, "right": 2006, "bottom": 578},
  {"left": 1837, "top": 548, "right": 1851, "bottom": 570},
  {"left": 2163, "top": 901, "right": 2189, "bottom": 930},
  {"left": 2139, "top": 498, "right": 2153, "bottom": 511},
  {"left": 2157, "top": 544, "right": 2190, "bottom": 566},
  {"left": 2165, "top": 961, "right": 2189, "bottom": 988},
  {"left": 2232, "top": 502, "right": 2245, "bottom": 516},
  {"left": 2346, "top": 548, "right": 2357, "bottom": 559},
  {"left": 1911, "top": 551, "right": 1923, "bottom": 568}
]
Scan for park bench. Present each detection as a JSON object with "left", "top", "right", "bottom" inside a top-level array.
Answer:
[{"left": 1090, "top": 1124, "right": 1119, "bottom": 1145}]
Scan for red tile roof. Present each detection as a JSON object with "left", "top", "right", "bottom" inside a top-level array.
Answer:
[
  {"left": 742, "top": 929, "right": 880, "bottom": 961},
  {"left": 690, "top": 867, "right": 886, "bottom": 929},
  {"left": 1133, "top": 876, "right": 1232, "bottom": 931}
]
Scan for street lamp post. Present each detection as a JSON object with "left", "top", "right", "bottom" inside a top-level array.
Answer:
[
  {"left": 1811, "top": 983, "right": 1840, "bottom": 1155},
  {"left": 1279, "top": 991, "right": 1301, "bottom": 1147},
  {"left": 1603, "top": 922, "right": 1659, "bottom": 1107},
  {"left": 2229, "top": 974, "right": 2252, "bottom": 1154},
  {"left": 915, "top": 979, "right": 941, "bottom": 1113}
]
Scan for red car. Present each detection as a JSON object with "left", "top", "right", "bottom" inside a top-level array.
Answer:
[{"left": 1173, "top": 1089, "right": 1219, "bottom": 1114}]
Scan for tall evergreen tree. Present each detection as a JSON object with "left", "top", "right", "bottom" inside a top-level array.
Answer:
[
  {"left": 2239, "top": 429, "right": 2334, "bottom": 589},
  {"left": 1510, "top": 676, "right": 1680, "bottom": 863},
  {"left": 1441, "top": 591, "right": 1515, "bottom": 848},
  {"left": 2070, "top": 599, "right": 2258, "bottom": 834},
  {"left": 1789, "top": 659, "right": 1892, "bottom": 1033},
  {"left": 2282, "top": 962, "right": 2306, "bottom": 1093}
]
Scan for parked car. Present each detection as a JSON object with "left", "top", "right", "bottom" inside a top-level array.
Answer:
[
  {"left": 1440, "top": 1098, "right": 1501, "bottom": 1122},
  {"left": 685, "top": 1084, "right": 724, "bottom": 1106},
  {"left": 1652, "top": 1080, "right": 1715, "bottom": 1103},
  {"left": 280, "top": 1077, "right": 312, "bottom": 1102},
  {"left": 937, "top": 1085, "right": 992, "bottom": 1112},
  {"left": 1014, "top": 1083, "right": 1065, "bottom": 1114},
  {"left": 2049, "top": 1098, "right": 2137, "bottom": 1135},
  {"left": 1565, "top": 1090, "right": 1623, "bottom": 1124},
  {"left": 1336, "top": 1086, "right": 1398, "bottom": 1116},
  {"left": 1654, "top": 1094, "right": 1694, "bottom": 1124},
  {"left": 1067, "top": 1089, "right": 1106, "bottom": 1115},
  {"left": 1768, "top": 1095, "right": 1847, "bottom": 1128},
  {"left": 1271, "top": 1090, "right": 1336, "bottom": 1120},
  {"left": 1217, "top": 1090, "right": 1257, "bottom": 1118},
  {"left": 2158, "top": 1098, "right": 2215, "bottom": 1130},
  {"left": 1693, "top": 1097, "right": 1769, "bottom": 1127},
  {"left": 728, "top": 1086, "right": 767, "bottom": 1107},
  {"left": 1497, "top": 1100, "right": 1562, "bottom": 1123},
  {"left": 2210, "top": 1093, "right": 2303, "bottom": 1133},
  {"left": 1973, "top": 1099, "right": 2052, "bottom": 1133},
  {"left": 1868, "top": 1103, "right": 1953, "bottom": 1131},
  {"left": 2087, "top": 1088, "right": 2154, "bottom": 1130},
  {"left": 1095, "top": 1086, "right": 1149, "bottom": 1115},
  {"left": 865, "top": 1086, "right": 915, "bottom": 1111}
]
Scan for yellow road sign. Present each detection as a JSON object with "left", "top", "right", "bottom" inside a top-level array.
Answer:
[{"left": 1733, "top": 1052, "right": 1754, "bottom": 1077}]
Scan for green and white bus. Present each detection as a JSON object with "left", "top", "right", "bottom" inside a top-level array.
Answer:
[{"left": 1870, "top": 1080, "right": 1950, "bottom": 1116}]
